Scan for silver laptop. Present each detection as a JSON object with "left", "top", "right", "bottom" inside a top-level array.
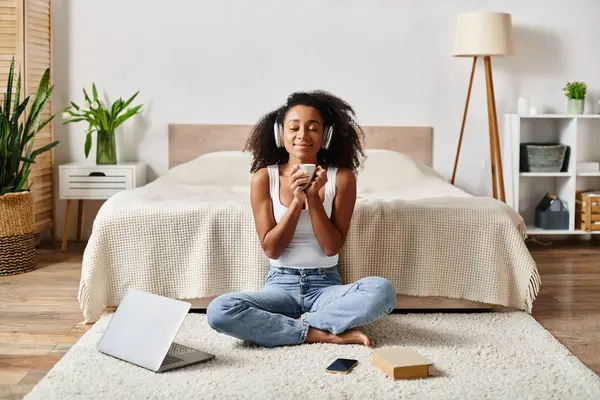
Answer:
[{"left": 97, "top": 288, "right": 215, "bottom": 372}]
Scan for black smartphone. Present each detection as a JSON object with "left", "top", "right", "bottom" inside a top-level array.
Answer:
[{"left": 326, "top": 358, "right": 358, "bottom": 374}]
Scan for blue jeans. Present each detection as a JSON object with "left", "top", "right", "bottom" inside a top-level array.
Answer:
[{"left": 206, "top": 265, "right": 397, "bottom": 348}]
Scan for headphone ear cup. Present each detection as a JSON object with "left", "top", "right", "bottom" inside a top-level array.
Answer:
[
  {"left": 273, "top": 121, "right": 283, "bottom": 148},
  {"left": 322, "top": 125, "right": 334, "bottom": 149}
]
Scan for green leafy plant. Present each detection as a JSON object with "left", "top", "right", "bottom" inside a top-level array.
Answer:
[
  {"left": 0, "top": 56, "right": 59, "bottom": 195},
  {"left": 62, "top": 85, "right": 143, "bottom": 158},
  {"left": 562, "top": 81, "right": 587, "bottom": 100}
]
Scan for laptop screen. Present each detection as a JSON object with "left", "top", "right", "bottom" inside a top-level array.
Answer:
[{"left": 97, "top": 288, "right": 191, "bottom": 371}]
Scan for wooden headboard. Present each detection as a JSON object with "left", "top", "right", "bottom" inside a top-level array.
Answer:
[{"left": 168, "top": 124, "right": 433, "bottom": 168}]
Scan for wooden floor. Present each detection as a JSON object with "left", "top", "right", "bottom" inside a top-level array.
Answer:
[{"left": 1, "top": 239, "right": 599, "bottom": 399}]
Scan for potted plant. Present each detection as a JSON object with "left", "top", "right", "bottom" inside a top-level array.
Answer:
[
  {"left": 562, "top": 81, "right": 587, "bottom": 114},
  {"left": 61, "top": 85, "right": 142, "bottom": 164},
  {"left": 0, "top": 57, "right": 58, "bottom": 276}
]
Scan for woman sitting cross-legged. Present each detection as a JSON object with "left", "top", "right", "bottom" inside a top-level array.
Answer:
[{"left": 206, "top": 90, "right": 397, "bottom": 348}]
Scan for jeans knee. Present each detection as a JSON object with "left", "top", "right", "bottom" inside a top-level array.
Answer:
[
  {"left": 362, "top": 277, "right": 396, "bottom": 310},
  {"left": 382, "top": 279, "right": 397, "bottom": 309},
  {"left": 206, "top": 294, "right": 237, "bottom": 332}
]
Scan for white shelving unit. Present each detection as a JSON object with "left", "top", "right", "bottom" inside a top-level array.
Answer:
[{"left": 503, "top": 113, "right": 600, "bottom": 235}]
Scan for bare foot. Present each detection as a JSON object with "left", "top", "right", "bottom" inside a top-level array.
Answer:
[
  {"left": 338, "top": 328, "right": 373, "bottom": 347},
  {"left": 304, "top": 327, "right": 373, "bottom": 347}
]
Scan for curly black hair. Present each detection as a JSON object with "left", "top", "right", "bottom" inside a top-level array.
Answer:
[{"left": 244, "top": 90, "right": 365, "bottom": 173}]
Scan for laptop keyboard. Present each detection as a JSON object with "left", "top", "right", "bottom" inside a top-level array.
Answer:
[
  {"left": 168, "top": 342, "right": 197, "bottom": 356},
  {"left": 162, "top": 354, "right": 183, "bottom": 366},
  {"left": 161, "top": 342, "right": 198, "bottom": 366}
]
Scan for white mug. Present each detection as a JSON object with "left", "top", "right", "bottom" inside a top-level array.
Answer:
[
  {"left": 298, "top": 164, "right": 316, "bottom": 178},
  {"left": 297, "top": 164, "right": 316, "bottom": 190}
]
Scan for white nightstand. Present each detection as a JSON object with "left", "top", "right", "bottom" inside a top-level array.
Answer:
[{"left": 58, "top": 162, "right": 147, "bottom": 251}]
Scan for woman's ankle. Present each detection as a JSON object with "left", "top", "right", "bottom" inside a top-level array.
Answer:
[
  {"left": 304, "top": 327, "right": 373, "bottom": 347},
  {"left": 305, "top": 327, "right": 337, "bottom": 344}
]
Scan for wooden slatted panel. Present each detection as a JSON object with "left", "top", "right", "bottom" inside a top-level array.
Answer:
[
  {"left": 27, "top": 2, "right": 47, "bottom": 15},
  {"left": 0, "top": 1, "right": 22, "bottom": 99},
  {"left": 0, "top": 72, "right": 25, "bottom": 84},
  {"left": 0, "top": 0, "right": 26, "bottom": 227},
  {"left": 26, "top": 24, "right": 46, "bottom": 35},
  {"left": 0, "top": 0, "right": 53, "bottom": 234},
  {"left": 24, "top": 0, "right": 54, "bottom": 233},
  {"left": 28, "top": 168, "right": 51, "bottom": 180}
]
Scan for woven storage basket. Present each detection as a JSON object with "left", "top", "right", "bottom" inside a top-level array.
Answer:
[
  {"left": 520, "top": 143, "right": 568, "bottom": 172},
  {"left": 0, "top": 191, "right": 36, "bottom": 276}
]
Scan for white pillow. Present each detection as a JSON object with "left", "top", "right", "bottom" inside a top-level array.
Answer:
[
  {"left": 358, "top": 149, "right": 441, "bottom": 186},
  {"left": 357, "top": 149, "right": 471, "bottom": 199},
  {"left": 164, "top": 151, "right": 253, "bottom": 186},
  {"left": 162, "top": 149, "right": 469, "bottom": 200}
]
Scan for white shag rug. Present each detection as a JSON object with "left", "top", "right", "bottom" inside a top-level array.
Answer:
[{"left": 26, "top": 312, "right": 600, "bottom": 400}]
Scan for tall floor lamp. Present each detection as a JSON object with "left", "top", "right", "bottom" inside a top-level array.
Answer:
[{"left": 450, "top": 12, "right": 514, "bottom": 202}]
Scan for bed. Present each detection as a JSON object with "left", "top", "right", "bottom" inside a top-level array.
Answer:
[{"left": 78, "top": 124, "right": 540, "bottom": 323}]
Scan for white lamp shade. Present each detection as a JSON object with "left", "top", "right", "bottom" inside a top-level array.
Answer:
[{"left": 453, "top": 12, "right": 514, "bottom": 57}]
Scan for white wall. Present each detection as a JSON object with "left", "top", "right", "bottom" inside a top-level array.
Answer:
[{"left": 51, "top": 0, "right": 600, "bottom": 240}]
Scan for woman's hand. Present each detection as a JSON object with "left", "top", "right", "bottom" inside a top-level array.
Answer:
[
  {"left": 305, "top": 166, "right": 327, "bottom": 200},
  {"left": 306, "top": 167, "right": 356, "bottom": 257},
  {"left": 289, "top": 165, "right": 311, "bottom": 203}
]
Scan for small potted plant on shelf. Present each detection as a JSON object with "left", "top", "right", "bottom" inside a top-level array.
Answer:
[
  {"left": 62, "top": 85, "right": 143, "bottom": 164},
  {"left": 0, "top": 57, "right": 58, "bottom": 276},
  {"left": 562, "top": 81, "right": 587, "bottom": 114}
]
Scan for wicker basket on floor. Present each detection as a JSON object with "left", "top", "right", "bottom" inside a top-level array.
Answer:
[{"left": 0, "top": 191, "right": 36, "bottom": 276}]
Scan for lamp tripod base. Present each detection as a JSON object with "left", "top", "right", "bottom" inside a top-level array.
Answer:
[{"left": 451, "top": 56, "right": 506, "bottom": 203}]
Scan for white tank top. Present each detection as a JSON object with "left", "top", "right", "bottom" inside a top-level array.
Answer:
[{"left": 267, "top": 164, "right": 339, "bottom": 269}]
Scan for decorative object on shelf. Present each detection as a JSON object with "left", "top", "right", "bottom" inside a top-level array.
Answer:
[
  {"left": 535, "top": 193, "right": 569, "bottom": 230},
  {"left": 520, "top": 143, "right": 568, "bottom": 173},
  {"left": 529, "top": 106, "right": 539, "bottom": 116},
  {"left": 62, "top": 84, "right": 143, "bottom": 165},
  {"left": 0, "top": 57, "right": 59, "bottom": 275},
  {"left": 562, "top": 81, "right": 587, "bottom": 114},
  {"left": 517, "top": 97, "right": 530, "bottom": 115},
  {"left": 451, "top": 12, "right": 514, "bottom": 202},
  {"left": 576, "top": 190, "right": 600, "bottom": 232},
  {"left": 577, "top": 162, "right": 600, "bottom": 173}
]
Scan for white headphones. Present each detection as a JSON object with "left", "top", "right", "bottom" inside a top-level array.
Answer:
[{"left": 273, "top": 117, "right": 334, "bottom": 150}]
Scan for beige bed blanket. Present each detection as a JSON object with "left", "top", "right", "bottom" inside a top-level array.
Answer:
[{"left": 78, "top": 178, "right": 540, "bottom": 323}]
